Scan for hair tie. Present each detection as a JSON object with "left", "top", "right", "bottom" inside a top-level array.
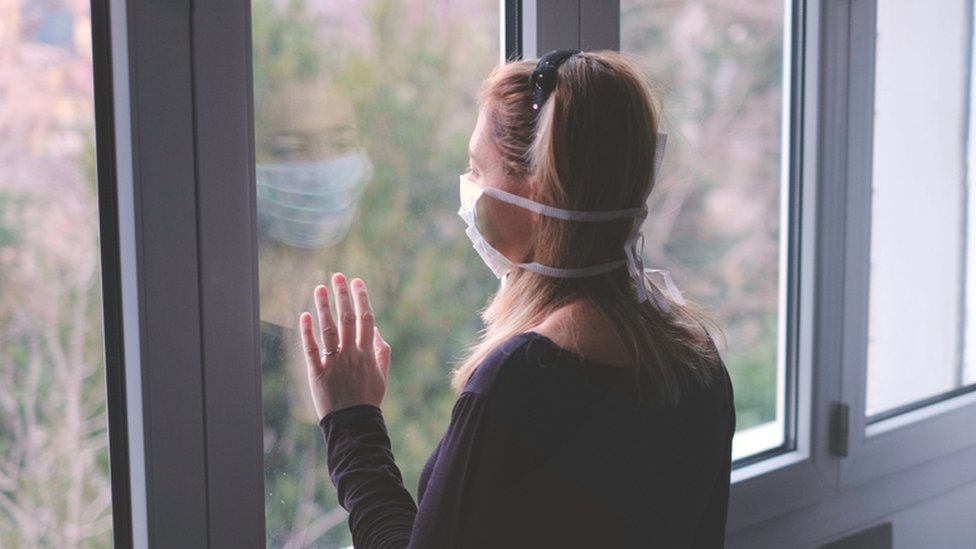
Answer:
[{"left": 529, "top": 49, "right": 580, "bottom": 112}]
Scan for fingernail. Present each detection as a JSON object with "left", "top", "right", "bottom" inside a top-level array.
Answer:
[
  {"left": 353, "top": 278, "right": 364, "bottom": 289},
  {"left": 334, "top": 273, "right": 346, "bottom": 284},
  {"left": 315, "top": 286, "right": 327, "bottom": 297}
]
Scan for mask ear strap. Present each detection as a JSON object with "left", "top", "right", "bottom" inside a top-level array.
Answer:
[
  {"left": 646, "top": 269, "right": 685, "bottom": 305},
  {"left": 480, "top": 186, "right": 644, "bottom": 221},
  {"left": 625, "top": 213, "right": 650, "bottom": 303},
  {"left": 629, "top": 132, "right": 683, "bottom": 310}
]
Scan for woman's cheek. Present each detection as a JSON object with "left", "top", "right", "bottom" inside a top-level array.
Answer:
[
  {"left": 476, "top": 195, "right": 506, "bottom": 249},
  {"left": 479, "top": 197, "right": 533, "bottom": 260}
]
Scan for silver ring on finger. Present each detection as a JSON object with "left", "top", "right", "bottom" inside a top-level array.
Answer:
[{"left": 321, "top": 346, "right": 341, "bottom": 358}]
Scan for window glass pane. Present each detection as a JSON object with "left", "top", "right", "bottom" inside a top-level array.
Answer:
[
  {"left": 621, "top": 1, "right": 790, "bottom": 459},
  {"left": 867, "top": 0, "right": 976, "bottom": 417},
  {"left": 251, "top": 1, "right": 498, "bottom": 546},
  {"left": 0, "top": 1, "right": 113, "bottom": 546}
]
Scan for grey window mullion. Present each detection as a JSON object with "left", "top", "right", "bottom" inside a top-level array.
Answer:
[
  {"left": 191, "top": 1, "right": 265, "bottom": 547},
  {"left": 522, "top": 0, "right": 581, "bottom": 57},
  {"left": 580, "top": 0, "right": 619, "bottom": 51},
  {"left": 522, "top": 0, "right": 619, "bottom": 55},
  {"left": 106, "top": 0, "right": 263, "bottom": 546},
  {"left": 112, "top": 0, "right": 208, "bottom": 546}
]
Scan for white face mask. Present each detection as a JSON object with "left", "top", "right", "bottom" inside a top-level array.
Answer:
[
  {"left": 458, "top": 173, "right": 641, "bottom": 275},
  {"left": 457, "top": 134, "right": 684, "bottom": 310},
  {"left": 256, "top": 149, "right": 373, "bottom": 249}
]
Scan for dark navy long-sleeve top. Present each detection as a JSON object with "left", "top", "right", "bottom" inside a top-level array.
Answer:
[{"left": 320, "top": 331, "right": 736, "bottom": 548}]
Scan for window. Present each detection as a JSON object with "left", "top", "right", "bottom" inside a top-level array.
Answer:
[
  {"left": 251, "top": 1, "right": 500, "bottom": 546},
  {"left": 82, "top": 0, "right": 976, "bottom": 546},
  {"left": 0, "top": 1, "right": 113, "bottom": 545},
  {"left": 621, "top": 0, "right": 793, "bottom": 460},
  {"left": 866, "top": 0, "right": 976, "bottom": 419}
]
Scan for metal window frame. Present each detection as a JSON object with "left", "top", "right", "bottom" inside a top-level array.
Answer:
[
  {"left": 94, "top": 0, "right": 264, "bottom": 546},
  {"left": 731, "top": 0, "right": 976, "bottom": 544},
  {"left": 726, "top": 0, "right": 846, "bottom": 530},
  {"left": 521, "top": 0, "right": 621, "bottom": 57},
  {"left": 90, "top": 0, "right": 976, "bottom": 545},
  {"left": 91, "top": 0, "right": 133, "bottom": 544},
  {"left": 835, "top": 0, "right": 976, "bottom": 489}
]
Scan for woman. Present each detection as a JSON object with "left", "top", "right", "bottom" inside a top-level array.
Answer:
[{"left": 299, "top": 50, "right": 736, "bottom": 548}]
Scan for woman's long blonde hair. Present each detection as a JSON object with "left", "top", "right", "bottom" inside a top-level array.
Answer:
[{"left": 451, "top": 51, "right": 722, "bottom": 407}]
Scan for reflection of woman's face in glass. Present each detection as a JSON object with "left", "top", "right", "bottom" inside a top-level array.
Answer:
[
  {"left": 466, "top": 107, "right": 536, "bottom": 263},
  {"left": 255, "top": 80, "right": 373, "bottom": 251},
  {"left": 256, "top": 80, "right": 370, "bottom": 328},
  {"left": 261, "top": 81, "right": 359, "bottom": 162}
]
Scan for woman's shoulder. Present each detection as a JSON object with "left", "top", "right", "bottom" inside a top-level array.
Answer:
[
  {"left": 463, "top": 331, "right": 632, "bottom": 406},
  {"left": 462, "top": 332, "right": 553, "bottom": 397},
  {"left": 460, "top": 331, "right": 633, "bottom": 443}
]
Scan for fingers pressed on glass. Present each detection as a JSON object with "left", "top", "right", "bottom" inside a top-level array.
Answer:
[
  {"left": 315, "top": 285, "right": 340, "bottom": 356},
  {"left": 332, "top": 272, "right": 356, "bottom": 350},
  {"left": 352, "top": 278, "right": 374, "bottom": 350},
  {"left": 299, "top": 312, "right": 321, "bottom": 370}
]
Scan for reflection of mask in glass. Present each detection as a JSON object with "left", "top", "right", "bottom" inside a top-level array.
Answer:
[
  {"left": 457, "top": 134, "right": 685, "bottom": 310},
  {"left": 256, "top": 149, "right": 373, "bottom": 249}
]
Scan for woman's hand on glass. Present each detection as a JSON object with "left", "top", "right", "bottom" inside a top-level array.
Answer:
[{"left": 299, "top": 273, "right": 391, "bottom": 422}]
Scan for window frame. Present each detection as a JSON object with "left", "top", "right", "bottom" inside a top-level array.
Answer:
[
  {"left": 728, "top": 0, "right": 976, "bottom": 543},
  {"left": 604, "top": 0, "right": 844, "bottom": 530},
  {"left": 91, "top": 0, "right": 134, "bottom": 543},
  {"left": 834, "top": 0, "right": 976, "bottom": 489},
  {"left": 712, "top": 0, "right": 842, "bottom": 531},
  {"left": 606, "top": 0, "right": 976, "bottom": 534},
  {"left": 96, "top": 0, "right": 264, "bottom": 546}
]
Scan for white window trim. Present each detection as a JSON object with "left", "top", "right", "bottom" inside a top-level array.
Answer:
[
  {"left": 730, "top": 0, "right": 976, "bottom": 543},
  {"left": 833, "top": 0, "right": 976, "bottom": 489}
]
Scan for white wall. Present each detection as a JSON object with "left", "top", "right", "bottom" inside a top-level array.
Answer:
[
  {"left": 887, "top": 479, "right": 976, "bottom": 549},
  {"left": 726, "top": 459, "right": 976, "bottom": 548}
]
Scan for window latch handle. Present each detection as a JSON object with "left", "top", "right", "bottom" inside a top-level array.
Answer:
[{"left": 829, "top": 401, "right": 850, "bottom": 457}]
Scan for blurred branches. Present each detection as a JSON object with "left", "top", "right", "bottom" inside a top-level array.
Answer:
[
  {"left": 623, "top": 0, "right": 784, "bottom": 429},
  {"left": 0, "top": 1, "right": 110, "bottom": 545}
]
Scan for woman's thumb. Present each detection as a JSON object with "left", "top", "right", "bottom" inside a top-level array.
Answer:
[{"left": 373, "top": 326, "right": 391, "bottom": 373}]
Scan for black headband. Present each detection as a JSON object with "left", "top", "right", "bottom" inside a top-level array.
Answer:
[{"left": 530, "top": 49, "right": 580, "bottom": 112}]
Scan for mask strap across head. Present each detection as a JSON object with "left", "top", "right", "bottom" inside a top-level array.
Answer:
[
  {"left": 520, "top": 49, "right": 686, "bottom": 309},
  {"left": 479, "top": 186, "right": 645, "bottom": 222},
  {"left": 472, "top": 183, "right": 640, "bottom": 277},
  {"left": 471, "top": 133, "right": 685, "bottom": 311},
  {"left": 624, "top": 133, "right": 686, "bottom": 312}
]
